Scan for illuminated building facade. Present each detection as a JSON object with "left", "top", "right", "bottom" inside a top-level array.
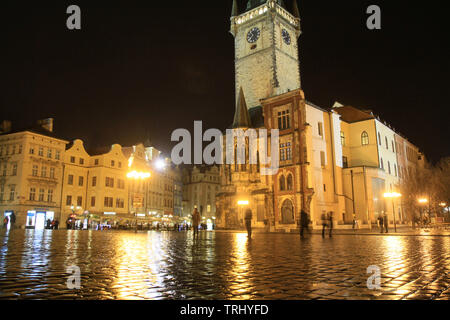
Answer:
[
  {"left": 215, "top": 1, "right": 425, "bottom": 231},
  {"left": 0, "top": 119, "right": 68, "bottom": 229}
]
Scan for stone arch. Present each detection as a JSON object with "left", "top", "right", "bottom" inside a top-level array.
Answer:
[{"left": 281, "top": 199, "right": 294, "bottom": 224}]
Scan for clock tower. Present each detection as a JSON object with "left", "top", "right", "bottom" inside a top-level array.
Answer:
[{"left": 231, "top": 0, "right": 302, "bottom": 109}]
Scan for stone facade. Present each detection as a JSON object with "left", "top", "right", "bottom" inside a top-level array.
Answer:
[{"left": 232, "top": 1, "right": 301, "bottom": 109}]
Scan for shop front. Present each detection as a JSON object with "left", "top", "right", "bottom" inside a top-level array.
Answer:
[{"left": 25, "top": 210, "right": 55, "bottom": 230}]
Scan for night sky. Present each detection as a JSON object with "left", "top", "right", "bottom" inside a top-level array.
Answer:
[{"left": 1, "top": 0, "right": 449, "bottom": 163}]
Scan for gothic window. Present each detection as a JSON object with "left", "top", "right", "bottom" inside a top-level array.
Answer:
[
  {"left": 388, "top": 161, "right": 391, "bottom": 175},
  {"left": 279, "top": 175, "right": 286, "bottom": 191},
  {"left": 378, "top": 132, "right": 381, "bottom": 145},
  {"left": 385, "top": 137, "right": 388, "bottom": 149},
  {"left": 380, "top": 158, "right": 384, "bottom": 170},
  {"left": 277, "top": 110, "right": 290, "bottom": 130},
  {"left": 340, "top": 131, "right": 345, "bottom": 146},
  {"left": 287, "top": 174, "right": 293, "bottom": 190},
  {"left": 391, "top": 141, "right": 395, "bottom": 153},
  {"left": 281, "top": 199, "right": 294, "bottom": 224},
  {"left": 361, "top": 131, "right": 369, "bottom": 145}
]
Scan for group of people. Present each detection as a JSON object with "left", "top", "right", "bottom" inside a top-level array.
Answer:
[
  {"left": 377, "top": 213, "right": 389, "bottom": 233},
  {"left": 46, "top": 219, "right": 60, "bottom": 230}
]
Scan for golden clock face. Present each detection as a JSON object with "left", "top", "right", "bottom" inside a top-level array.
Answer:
[
  {"left": 247, "top": 27, "right": 261, "bottom": 43},
  {"left": 282, "top": 29, "right": 291, "bottom": 45}
]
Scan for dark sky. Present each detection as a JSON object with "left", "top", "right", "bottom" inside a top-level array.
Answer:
[{"left": 1, "top": 0, "right": 449, "bottom": 163}]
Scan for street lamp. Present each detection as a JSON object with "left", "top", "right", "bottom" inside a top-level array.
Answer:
[
  {"left": 418, "top": 198, "right": 429, "bottom": 224},
  {"left": 127, "top": 170, "right": 151, "bottom": 232},
  {"left": 384, "top": 192, "right": 401, "bottom": 232}
]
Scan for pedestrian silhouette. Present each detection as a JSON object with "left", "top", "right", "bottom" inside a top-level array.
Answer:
[
  {"left": 321, "top": 212, "right": 328, "bottom": 238},
  {"left": 300, "top": 210, "right": 309, "bottom": 238},
  {"left": 245, "top": 208, "right": 252, "bottom": 239},
  {"left": 328, "top": 212, "right": 334, "bottom": 238},
  {"left": 192, "top": 208, "right": 200, "bottom": 238}
]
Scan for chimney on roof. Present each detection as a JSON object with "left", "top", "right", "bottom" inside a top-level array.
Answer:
[
  {"left": 0, "top": 120, "right": 12, "bottom": 133},
  {"left": 37, "top": 118, "right": 54, "bottom": 132}
]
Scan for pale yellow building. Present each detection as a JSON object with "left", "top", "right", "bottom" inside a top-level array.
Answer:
[
  {"left": 0, "top": 119, "right": 68, "bottom": 229},
  {"left": 61, "top": 140, "right": 129, "bottom": 228}
]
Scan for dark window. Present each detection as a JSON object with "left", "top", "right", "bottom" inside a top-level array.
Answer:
[
  {"left": 66, "top": 195, "right": 72, "bottom": 206},
  {"left": 279, "top": 175, "right": 286, "bottom": 191},
  {"left": 342, "top": 156, "right": 348, "bottom": 168}
]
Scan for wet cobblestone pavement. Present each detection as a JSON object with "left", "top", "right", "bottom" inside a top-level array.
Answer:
[{"left": 0, "top": 229, "right": 449, "bottom": 300}]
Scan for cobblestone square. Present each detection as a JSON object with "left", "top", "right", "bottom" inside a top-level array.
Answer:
[{"left": 0, "top": 229, "right": 449, "bottom": 300}]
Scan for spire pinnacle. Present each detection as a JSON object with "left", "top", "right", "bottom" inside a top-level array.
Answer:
[
  {"left": 232, "top": 87, "right": 252, "bottom": 128},
  {"left": 292, "top": 0, "right": 300, "bottom": 18},
  {"left": 231, "top": 0, "right": 239, "bottom": 17}
]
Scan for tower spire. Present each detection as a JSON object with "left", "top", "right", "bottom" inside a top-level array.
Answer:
[
  {"left": 231, "top": 0, "right": 239, "bottom": 17},
  {"left": 292, "top": 0, "right": 300, "bottom": 18},
  {"left": 232, "top": 87, "right": 252, "bottom": 128}
]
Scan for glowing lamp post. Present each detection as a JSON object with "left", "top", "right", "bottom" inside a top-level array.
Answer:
[
  {"left": 384, "top": 192, "right": 401, "bottom": 232},
  {"left": 127, "top": 170, "right": 151, "bottom": 232},
  {"left": 418, "top": 198, "right": 429, "bottom": 223},
  {"left": 237, "top": 200, "right": 249, "bottom": 229}
]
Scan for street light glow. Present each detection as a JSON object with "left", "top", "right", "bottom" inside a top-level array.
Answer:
[
  {"left": 126, "top": 171, "right": 151, "bottom": 179},
  {"left": 418, "top": 198, "right": 428, "bottom": 204},
  {"left": 237, "top": 200, "right": 249, "bottom": 205},
  {"left": 384, "top": 192, "right": 402, "bottom": 198},
  {"left": 155, "top": 159, "right": 166, "bottom": 170}
]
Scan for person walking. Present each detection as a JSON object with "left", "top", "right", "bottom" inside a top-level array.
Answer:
[
  {"left": 378, "top": 214, "right": 384, "bottom": 233},
  {"left": 383, "top": 213, "right": 389, "bottom": 233},
  {"left": 321, "top": 212, "right": 328, "bottom": 238},
  {"left": 192, "top": 208, "right": 200, "bottom": 238},
  {"left": 300, "top": 209, "right": 309, "bottom": 238},
  {"left": 245, "top": 208, "right": 253, "bottom": 239},
  {"left": 352, "top": 214, "right": 358, "bottom": 231},
  {"left": 328, "top": 212, "right": 334, "bottom": 238},
  {"left": 10, "top": 212, "right": 16, "bottom": 229}
]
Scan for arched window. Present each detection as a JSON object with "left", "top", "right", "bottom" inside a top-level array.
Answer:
[
  {"left": 287, "top": 174, "right": 293, "bottom": 190},
  {"left": 380, "top": 158, "right": 384, "bottom": 170},
  {"left": 279, "top": 175, "right": 286, "bottom": 191},
  {"left": 361, "top": 131, "right": 369, "bottom": 145},
  {"left": 378, "top": 132, "right": 381, "bottom": 145},
  {"left": 385, "top": 137, "right": 388, "bottom": 149},
  {"left": 388, "top": 161, "right": 391, "bottom": 174},
  {"left": 281, "top": 199, "right": 294, "bottom": 224}
]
